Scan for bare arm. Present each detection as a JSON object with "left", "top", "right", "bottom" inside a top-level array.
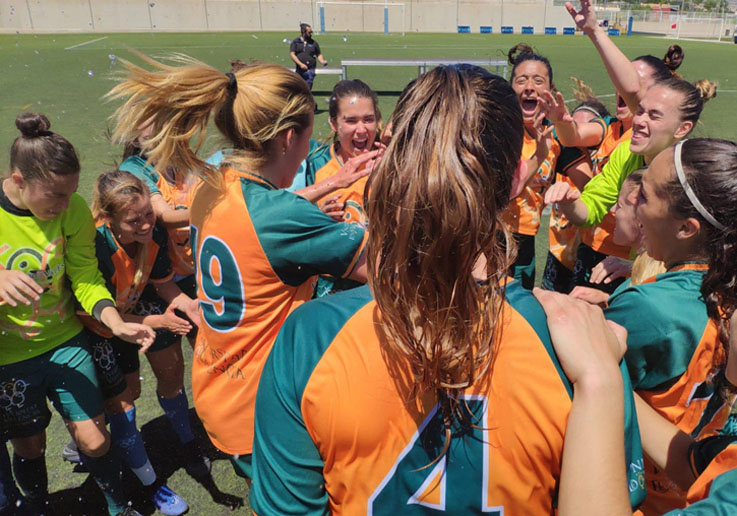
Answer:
[
  {"left": 542, "top": 90, "right": 607, "bottom": 148},
  {"left": 150, "top": 194, "right": 190, "bottom": 229},
  {"left": 294, "top": 150, "right": 379, "bottom": 203},
  {"left": 566, "top": 0, "right": 642, "bottom": 114},
  {"left": 317, "top": 54, "right": 328, "bottom": 66},
  {"left": 533, "top": 289, "right": 631, "bottom": 516},
  {"left": 290, "top": 51, "right": 307, "bottom": 70},
  {"left": 544, "top": 182, "right": 590, "bottom": 226},
  {"left": 565, "top": 157, "right": 593, "bottom": 193},
  {"left": 634, "top": 395, "right": 696, "bottom": 491}
]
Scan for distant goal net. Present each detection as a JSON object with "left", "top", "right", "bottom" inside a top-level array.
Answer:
[{"left": 316, "top": 1, "right": 406, "bottom": 35}]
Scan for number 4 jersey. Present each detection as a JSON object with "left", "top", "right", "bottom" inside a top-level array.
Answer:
[
  {"left": 189, "top": 167, "right": 366, "bottom": 456},
  {"left": 251, "top": 282, "right": 646, "bottom": 515}
]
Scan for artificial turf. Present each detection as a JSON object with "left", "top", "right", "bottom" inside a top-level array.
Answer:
[{"left": 0, "top": 29, "right": 735, "bottom": 515}]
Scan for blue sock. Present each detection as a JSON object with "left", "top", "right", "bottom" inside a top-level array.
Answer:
[
  {"left": 158, "top": 390, "right": 195, "bottom": 444},
  {"left": 109, "top": 408, "right": 156, "bottom": 486},
  {"left": 0, "top": 443, "right": 21, "bottom": 511},
  {"left": 79, "top": 448, "right": 126, "bottom": 516}
]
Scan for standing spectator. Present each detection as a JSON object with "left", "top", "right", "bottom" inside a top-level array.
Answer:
[{"left": 290, "top": 23, "right": 327, "bottom": 90}]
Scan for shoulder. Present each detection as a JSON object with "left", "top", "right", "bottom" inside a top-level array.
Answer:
[
  {"left": 271, "top": 286, "right": 375, "bottom": 392},
  {"left": 61, "top": 193, "right": 94, "bottom": 229}
]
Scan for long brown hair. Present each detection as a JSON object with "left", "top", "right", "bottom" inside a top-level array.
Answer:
[
  {"left": 366, "top": 65, "right": 523, "bottom": 448},
  {"left": 106, "top": 53, "right": 314, "bottom": 187},
  {"left": 92, "top": 169, "right": 151, "bottom": 299},
  {"left": 663, "top": 139, "right": 737, "bottom": 365}
]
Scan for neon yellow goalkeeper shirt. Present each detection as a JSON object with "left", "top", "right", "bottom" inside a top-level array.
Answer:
[{"left": 0, "top": 189, "right": 114, "bottom": 365}]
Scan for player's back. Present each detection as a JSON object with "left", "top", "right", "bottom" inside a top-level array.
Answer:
[{"left": 252, "top": 281, "right": 645, "bottom": 515}]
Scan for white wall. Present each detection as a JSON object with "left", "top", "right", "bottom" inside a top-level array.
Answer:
[{"left": 0, "top": 0, "right": 732, "bottom": 35}]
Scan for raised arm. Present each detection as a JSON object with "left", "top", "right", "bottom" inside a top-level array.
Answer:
[{"left": 566, "top": 0, "right": 642, "bottom": 114}]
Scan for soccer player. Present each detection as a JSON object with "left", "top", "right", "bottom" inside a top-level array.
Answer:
[
  {"left": 107, "top": 55, "right": 368, "bottom": 482},
  {"left": 504, "top": 44, "right": 590, "bottom": 289},
  {"left": 250, "top": 65, "right": 645, "bottom": 515},
  {"left": 0, "top": 113, "right": 154, "bottom": 516}
]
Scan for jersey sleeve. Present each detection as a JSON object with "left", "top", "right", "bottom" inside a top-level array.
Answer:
[
  {"left": 149, "top": 225, "right": 174, "bottom": 283},
  {"left": 253, "top": 191, "right": 367, "bottom": 287},
  {"left": 63, "top": 194, "right": 115, "bottom": 315},
  {"left": 621, "top": 359, "right": 648, "bottom": 508},
  {"left": 554, "top": 144, "right": 587, "bottom": 176},
  {"left": 251, "top": 301, "right": 342, "bottom": 515},
  {"left": 304, "top": 141, "right": 332, "bottom": 187},
  {"left": 605, "top": 286, "right": 695, "bottom": 390},
  {"left": 314, "top": 41, "right": 322, "bottom": 56},
  {"left": 289, "top": 39, "right": 299, "bottom": 53},
  {"left": 580, "top": 142, "right": 631, "bottom": 227},
  {"left": 663, "top": 468, "right": 737, "bottom": 515},
  {"left": 120, "top": 157, "right": 161, "bottom": 196}
]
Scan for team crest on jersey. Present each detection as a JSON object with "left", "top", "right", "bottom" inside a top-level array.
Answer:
[
  {"left": 0, "top": 240, "right": 64, "bottom": 293},
  {"left": 343, "top": 198, "right": 368, "bottom": 228}
]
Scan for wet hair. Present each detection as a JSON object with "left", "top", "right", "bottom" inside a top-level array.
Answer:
[
  {"left": 507, "top": 43, "right": 553, "bottom": 86},
  {"left": 9, "top": 113, "right": 80, "bottom": 182},
  {"left": 657, "top": 77, "right": 717, "bottom": 133},
  {"left": 366, "top": 65, "right": 523, "bottom": 455},
  {"left": 662, "top": 139, "right": 737, "bottom": 376},
  {"left": 327, "top": 79, "right": 382, "bottom": 144},
  {"left": 92, "top": 169, "right": 152, "bottom": 292},
  {"left": 106, "top": 53, "right": 314, "bottom": 187},
  {"left": 634, "top": 44, "right": 684, "bottom": 81}
]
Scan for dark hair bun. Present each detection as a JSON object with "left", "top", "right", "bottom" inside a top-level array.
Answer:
[
  {"left": 507, "top": 43, "right": 535, "bottom": 66},
  {"left": 663, "top": 44, "right": 684, "bottom": 71},
  {"left": 16, "top": 113, "right": 51, "bottom": 138}
]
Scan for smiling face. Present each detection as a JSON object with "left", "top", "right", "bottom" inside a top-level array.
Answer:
[
  {"left": 13, "top": 171, "right": 79, "bottom": 221},
  {"left": 111, "top": 194, "right": 156, "bottom": 245},
  {"left": 635, "top": 149, "right": 685, "bottom": 262},
  {"left": 631, "top": 86, "right": 691, "bottom": 161},
  {"left": 511, "top": 60, "right": 551, "bottom": 125},
  {"left": 329, "top": 96, "right": 378, "bottom": 161},
  {"left": 612, "top": 178, "right": 642, "bottom": 247}
]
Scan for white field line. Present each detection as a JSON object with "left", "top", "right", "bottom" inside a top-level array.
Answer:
[{"left": 64, "top": 36, "right": 108, "bottom": 50}]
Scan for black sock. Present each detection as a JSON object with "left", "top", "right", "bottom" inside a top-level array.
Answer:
[
  {"left": 12, "top": 453, "right": 47, "bottom": 505},
  {"left": 79, "top": 449, "right": 127, "bottom": 516}
]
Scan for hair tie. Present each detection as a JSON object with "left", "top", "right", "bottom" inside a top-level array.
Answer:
[
  {"left": 225, "top": 72, "right": 237, "bottom": 94},
  {"left": 573, "top": 105, "right": 602, "bottom": 119},
  {"left": 674, "top": 140, "right": 726, "bottom": 231}
]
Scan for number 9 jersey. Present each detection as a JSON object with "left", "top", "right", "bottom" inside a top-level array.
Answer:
[
  {"left": 189, "top": 167, "right": 366, "bottom": 457},
  {"left": 251, "top": 282, "right": 646, "bottom": 515}
]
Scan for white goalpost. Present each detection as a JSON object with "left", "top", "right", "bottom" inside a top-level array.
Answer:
[{"left": 316, "top": 1, "right": 406, "bottom": 35}]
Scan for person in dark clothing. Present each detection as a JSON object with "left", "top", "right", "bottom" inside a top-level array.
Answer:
[{"left": 289, "top": 23, "right": 327, "bottom": 90}]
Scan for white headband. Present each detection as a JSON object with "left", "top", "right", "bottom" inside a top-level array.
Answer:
[{"left": 673, "top": 140, "right": 726, "bottom": 231}]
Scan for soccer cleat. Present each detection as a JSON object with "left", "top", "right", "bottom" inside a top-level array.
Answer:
[
  {"left": 115, "top": 508, "right": 143, "bottom": 516},
  {"left": 61, "top": 439, "right": 81, "bottom": 465},
  {"left": 151, "top": 483, "right": 188, "bottom": 516}
]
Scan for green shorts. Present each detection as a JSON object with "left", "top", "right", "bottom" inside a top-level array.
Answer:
[
  {"left": 0, "top": 332, "right": 104, "bottom": 439},
  {"left": 230, "top": 453, "right": 252, "bottom": 479}
]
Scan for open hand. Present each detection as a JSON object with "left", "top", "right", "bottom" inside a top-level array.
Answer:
[{"left": 0, "top": 270, "right": 43, "bottom": 307}]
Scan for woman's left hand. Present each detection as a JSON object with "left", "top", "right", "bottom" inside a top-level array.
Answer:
[{"left": 112, "top": 322, "right": 156, "bottom": 353}]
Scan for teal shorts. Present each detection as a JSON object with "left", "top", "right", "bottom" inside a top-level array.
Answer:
[
  {"left": 230, "top": 453, "right": 252, "bottom": 479},
  {"left": 0, "top": 332, "right": 104, "bottom": 439}
]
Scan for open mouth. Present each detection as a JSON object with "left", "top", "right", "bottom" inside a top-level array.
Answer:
[
  {"left": 520, "top": 98, "right": 538, "bottom": 116},
  {"left": 352, "top": 139, "right": 369, "bottom": 152},
  {"left": 631, "top": 128, "right": 648, "bottom": 145}
]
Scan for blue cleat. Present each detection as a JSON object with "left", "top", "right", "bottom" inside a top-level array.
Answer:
[{"left": 152, "top": 483, "right": 188, "bottom": 516}]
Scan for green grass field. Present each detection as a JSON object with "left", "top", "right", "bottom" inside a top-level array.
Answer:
[{"left": 0, "top": 30, "right": 735, "bottom": 515}]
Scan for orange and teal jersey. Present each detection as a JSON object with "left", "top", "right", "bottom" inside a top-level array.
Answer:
[
  {"left": 502, "top": 127, "right": 559, "bottom": 236},
  {"left": 314, "top": 144, "right": 369, "bottom": 225},
  {"left": 677, "top": 439, "right": 737, "bottom": 513},
  {"left": 546, "top": 143, "right": 590, "bottom": 271},
  {"left": 503, "top": 124, "right": 587, "bottom": 237},
  {"left": 251, "top": 282, "right": 646, "bottom": 515},
  {"left": 80, "top": 223, "right": 173, "bottom": 338},
  {"left": 189, "top": 167, "right": 367, "bottom": 456},
  {"left": 606, "top": 263, "right": 727, "bottom": 515},
  {"left": 304, "top": 139, "right": 332, "bottom": 187},
  {"left": 581, "top": 119, "right": 633, "bottom": 259},
  {"left": 155, "top": 169, "right": 199, "bottom": 276}
]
